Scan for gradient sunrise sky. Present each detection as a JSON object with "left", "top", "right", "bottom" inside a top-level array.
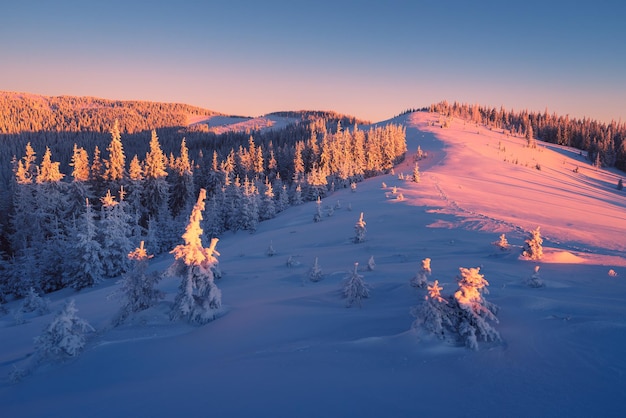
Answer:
[{"left": 2, "top": 0, "right": 624, "bottom": 123}]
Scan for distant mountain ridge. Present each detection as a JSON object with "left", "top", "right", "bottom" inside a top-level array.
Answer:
[{"left": 0, "top": 91, "right": 222, "bottom": 135}]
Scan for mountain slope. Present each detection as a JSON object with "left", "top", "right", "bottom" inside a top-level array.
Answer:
[{"left": 1, "top": 112, "right": 625, "bottom": 418}]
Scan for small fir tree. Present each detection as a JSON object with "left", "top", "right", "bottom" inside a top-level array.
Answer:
[
  {"left": 308, "top": 257, "right": 323, "bottom": 282},
  {"left": 65, "top": 199, "right": 105, "bottom": 290},
  {"left": 367, "top": 255, "right": 376, "bottom": 271},
  {"left": 34, "top": 299, "right": 94, "bottom": 361},
  {"left": 18, "top": 287, "right": 50, "bottom": 316},
  {"left": 169, "top": 189, "right": 222, "bottom": 324},
  {"left": 522, "top": 226, "right": 543, "bottom": 260},
  {"left": 266, "top": 241, "right": 276, "bottom": 257},
  {"left": 617, "top": 179, "right": 624, "bottom": 190},
  {"left": 412, "top": 162, "right": 421, "bottom": 183},
  {"left": 343, "top": 262, "right": 369, "bottom": 308},
  {"left": 452, "top": 267, "right": 500, "bottom": 349},
  {"left": 411, "top": 258, "right": 431, "bottom": 288},
  {"left": 112, "top": 241, "right": 164, "bottom": 326},
  {"left": 525, "top": 265, "right": 544, "bottom": 288},
  {"left": 412, "top": 280, "right": 453, "bottom": 340},
  {"left": 493, "top": 234, "right": 510, "bottom": 251},
  {"left": 313, "top": 197, "right": 322, "bottom": 223},
  {"left": 354, "top": 212, "right": 367, "bottom": 243}
]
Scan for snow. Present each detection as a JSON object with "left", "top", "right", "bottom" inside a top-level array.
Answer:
[
  {"left": 1, "top": 112, "right": 626, "bottom": 417},
  {"left": 189, "top": 114, "right": 300, "bottom": 134}
]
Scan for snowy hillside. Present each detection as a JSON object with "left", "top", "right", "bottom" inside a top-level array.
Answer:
[
  {"left": 189, "top": 114, "right": 300, "bottom": 134},
  {"left": 1, "top": 112, "right": 625, "bottom": 417}
]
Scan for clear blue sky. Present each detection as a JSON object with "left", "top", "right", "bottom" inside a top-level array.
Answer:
[{"left": 2, "top": 0, "right": 625, "bottom": 123}]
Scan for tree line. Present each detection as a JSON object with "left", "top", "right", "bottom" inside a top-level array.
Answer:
[
  {"left": 426, "top": 101, "right": 626, "bottom": 171},
  {"left": 0, "top": 112, "right": 406, "bottom": 300}
]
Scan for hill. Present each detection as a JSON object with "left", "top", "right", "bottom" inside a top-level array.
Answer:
[{"left": 1, "top": 111, "right": 625, "bottom": 417}]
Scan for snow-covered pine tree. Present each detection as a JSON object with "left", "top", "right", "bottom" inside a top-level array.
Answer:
[
  {"left": 260, "top": 179, "right": 276, "bottom": 221},
  {"left": 64, "top": 199, "right": 105, "bottom": 290},
  {"left": 411, "top": 258, "right": 431, "bottom": 288},
  {"left": 34, "top": 299, "right": 94, "bottom": 361},
  {"left": 493, "top": 234, "right": 510, "bottom": 251},
  {"left": 266, "top": 241, "right": 276, "bottom": 257},
  {"left": 308, "top": 257, "right": 323, "bottom": 282},
  {"left": 277, "top": 184, "right": 290, "bottom": 212},
  {"left": 412, "top": 162, "right": 421, "bottom": 183},
  {"left": 103, "top": 120, "right": 126, "bottom": 183},
  {"left": 292, "top": 184, "right": 304, "bottom": 205},
  {"left": 522, "top": 226, "right": 543, "bottom": 260},
  {"left": 100, "top": 189, "right": 133, "bottom": 278},
  {"left": 412, "top": 280, "right": 453, "bottom": 340},
  {"left": 343, "top": 262, "right": 369, "bottom": 308},
  {"left": 367, "top": 255, "right": 375, "bottom": 271},
  {"left": 18, "top": 287, "right": 50, "bottom": 316},
  {"left": 169, "top": 189, "right": 222, "bottom": 324},
  {"left": 112, "top": 241, "right": 164, "bottom": 326},
  {"left": 313, "top": 196, "right": 322, "bottom": 223},
  {"left": 452, "top": 267, "right": 501, "bottom": 350},
  {"left": 354, "top": 212, "right": 366, "bottom": 243},
  {"left": 525, "top": 265, "right": 544, "bottom": 288}
]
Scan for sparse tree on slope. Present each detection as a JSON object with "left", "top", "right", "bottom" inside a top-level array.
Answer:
[
  {"left": 493, "top": 234, "right": 510, "bottom": 251},
  {"left": 354, "top": 212, "right": 367, "bottom": 243},
  {"left": 412, "top": 162, "right": 421, "bottom": 183},
  {"left": 112, "top": 241, "right": 164, "bottom": 326},
  {"left": 412, "top": 267, "right": 500, "bottom": 350},
  {"left": 308, "top": 257, "right": 323, "bottom": 282},
  {"left": 522, "top": 226, "right": 543, "bottom": 260},
  {"left": 525, "top": 265, "right": 544, "bottom": 288},
  {"left": 169, "top": 189, "right": 222, "bottom": 324},
  {"left": 411, "top": 258, "right": 431, "bottom": 288},
  {"left": 412, "top": 280, "right": 453, "bottom": 340},
  {"left": 452, "top": 267, "right": 500, "bottom": 350},
  {"left": 34, "top": 299, "right": 94, "bottom": 361},
  {"left": 343, "top": 262, "right": 369, "bottom": 308}
]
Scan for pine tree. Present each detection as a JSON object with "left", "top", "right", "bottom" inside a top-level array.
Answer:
[
  {"left": 169, "top": 189, "right": 222, "bottom": 324},
  {"left": 70, "top": 144, "right": 90, "bottom": 182},
  {"left": 18, "top": 287, "right": 50, "bottom": 315},
  {"left": 100, "top": 189, "right": 133, "bottom": 278},
  {"left": 522, "top": 226, "right": 543, "bottom": 260},
  {"left": 112, "top": 241, "right": 164, "bottom": 325},
  {"left": 266, "top": 240, "right": 276, "bottom": 257},
  {"left": 65, "top": 199, "right": 105, "bottom": 290},
  {"left": 618, "top": 179, "right": 624, "bottom": 190},
  {"left": 411, "top": 258, "right": 431, "bottom": 288},
  {"left": 452, "top": 267, "right": 500, "bottom": 349},
  {"left": 313, "top": 196, "right": 322, "bottom": 223},
  {"left": 493, "top": 234, "right": 510, "bottom": 251},
  {"left": 525, "top": 265, "right": 544, "bottom": 288},
  {"left": 104, "top": 120, "right": 126, "bottom": 182},
  {"left": 412, "top": 280, "right": 453, "bottom": 340},
  {"left": 354, "top": 212, "right": 367, "bottom": 243},
  {"left": 260, "top": 179, "right": 276, "bottom": 221},
  {"left": 36, "top": 147, "right": 64, "bottom": 183},
  {"left": 412, "top": 162, "right": 421, "bottom": 183},
  {"left": 343, "top": 262, "right": 369, "bottom": 308},
  {"left": 34, "top": 299, "right": 94, "bottom": 361},
  {"left": 308, "top": 257, "right": 323, "bottom": 282},
  {"left": 367, "top": 255, "right": 375, "bottom": 271}
]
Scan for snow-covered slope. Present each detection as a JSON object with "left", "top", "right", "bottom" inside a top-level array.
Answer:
[
  {"left": 189, "top": 114, "right": 299, "bottom": 134},
  {"left": 1, "top": 112, "right": 625, "bottom": 417}
]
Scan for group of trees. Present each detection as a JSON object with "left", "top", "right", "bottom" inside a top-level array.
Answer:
[
  {"left": 0, "top": 110, "right": 406, "bottom": 300},
  {"left": 426, "top": 101, "right": 626, "bottom": 171}
]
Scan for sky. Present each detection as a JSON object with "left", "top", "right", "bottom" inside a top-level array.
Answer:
[{"left": 2, "top": 0, "right": 625, "bottom": 123}]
